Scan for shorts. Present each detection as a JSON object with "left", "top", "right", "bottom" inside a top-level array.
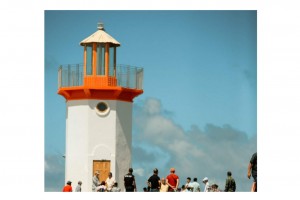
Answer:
[
  {"left": 253, "top": 175, "right": 257, "bottom": 183},
  {"left": 125, "top": 186, "right": 134, "bottom": 192}
]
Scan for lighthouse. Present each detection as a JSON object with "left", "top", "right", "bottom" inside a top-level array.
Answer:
[{"left": 57, "top": 22, "right": 143, "bottom": 192}]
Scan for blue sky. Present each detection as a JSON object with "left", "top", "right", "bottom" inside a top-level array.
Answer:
[{"left": 45, "top": 10, "right": 257, "bottom": 192}]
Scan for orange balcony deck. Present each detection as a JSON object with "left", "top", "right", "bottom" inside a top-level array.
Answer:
[{"left": 58, "top": 64, "right": 144, "bottom": 102}]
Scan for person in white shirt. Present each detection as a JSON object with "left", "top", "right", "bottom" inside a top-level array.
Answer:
[
  {"left": 92, "top": 171, "right": 101, "bottom": 192},
  {"left": 191, "top": 177, "right": 201, "bottom": 192},
  {"left": 75, "top": 181, "right": 82, "bottom": 192},
  {"left": 202, "top": 177, "right": 210, "bottom": 192},
  {"left": 185, "top": 177, "right": 193, "bottom": 191},
  {"left": 105, "top": 172, "right": 115, "bottom": 192},
  {"left": 111, "top": 181, "right": 121, "bottom": 192}
]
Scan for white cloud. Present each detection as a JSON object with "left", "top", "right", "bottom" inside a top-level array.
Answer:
[
  {"left": 133, "top": 97, "right": 257, "bottom": 191},
  {"left": 134, "top": 168, "right": 145, "bottom": 177},
  {"left": 143, "top": 98, "right": 162, "bottom": 115}
]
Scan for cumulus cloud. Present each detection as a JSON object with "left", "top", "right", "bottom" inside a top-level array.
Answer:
[
  {"left": 134, "top": 168, "right": 145, "bottom": 177},
  {"left": 132, "top": 98, "right": 257, "bottom": 191},
  {"left": 133, "top": 146, "right": 157, "bottom": 163}
]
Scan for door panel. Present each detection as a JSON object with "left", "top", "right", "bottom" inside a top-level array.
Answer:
[{"left": 93, "top": 160, "right": 111, "bottom": 182}]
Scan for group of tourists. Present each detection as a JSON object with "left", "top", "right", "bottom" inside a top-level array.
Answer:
[
  {"left": 62, "top": 152, "right": 257, "bottom": 192},
  {"left": 92, "top": 171, "right": 121, "bottom": 192},
  {"left": 142, "top": 152, "right": 256, "bottom": 192},
  {"left": 62, "top": 180, "right": 82, "bottom": 192},
  {"left": 142, "top": 167, "right": 236, "bottom": 192}
]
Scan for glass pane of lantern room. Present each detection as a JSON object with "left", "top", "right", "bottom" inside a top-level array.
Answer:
[
  {"left": 109, "top": 47, "right": 115, "bottom": 76},
  {"left": 97, "top": 44, "right": 105, "bottom": 75},
  {"left": 86, "top": 46, "right": 93, "bottom": 75}
]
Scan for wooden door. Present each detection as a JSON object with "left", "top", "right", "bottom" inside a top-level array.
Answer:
[{"left": 93, "top": 160, "right": 111, "bottom": 182}]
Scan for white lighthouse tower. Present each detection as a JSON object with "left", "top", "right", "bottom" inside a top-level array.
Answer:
[{"left": 57, "top": 22, "right": 143, "bottom": 192}]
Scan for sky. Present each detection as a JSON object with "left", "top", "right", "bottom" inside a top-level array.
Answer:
[
  {"left": 45, "top": 10, "right": 257, "bottom": 192},
  {"left": 1, "top": 0, "right": 300, "bottom": 199}
]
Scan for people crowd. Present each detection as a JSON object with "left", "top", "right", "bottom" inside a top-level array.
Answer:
[
  {"left": 140, "top": 168, "right": 229, "bottom": 192},
  {"left": 62, "top": 152, "right": 256, "bottom": 192}
]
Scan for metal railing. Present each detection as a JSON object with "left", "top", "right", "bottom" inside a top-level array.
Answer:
[
  {"left": 116, "top": 64, "right": 144, "bottom": 90},
  {"left": 58, "top": 64, "right": 84, "bottom": 88},
  {"left": 58, "top": 64, "right": 143, "bottom": 90}
]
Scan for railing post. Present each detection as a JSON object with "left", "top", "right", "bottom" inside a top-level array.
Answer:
[
  {"left": 58, "top": 65, "right": 62, "bottom": 88},
  {"left": 76, "top": 64, "right": 79, "bottom": 86},
  {"left": 135, "top": 67, "right": 137, "bottom": 89},
  {"left": 126, "top": 65, "right": 130, "bottom": 88},
  {"left": 80, "top": 64, "right": 83, "bottom": 86},
  {"left": 141, "top": 69, "right": 144, "bottom": 89},
  {"left": 68, "top": 64, "right": 71, "bottom": 87}
]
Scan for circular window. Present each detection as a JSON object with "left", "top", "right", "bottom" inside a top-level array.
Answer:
[
  {"left": 96, "top": 101, "right": 110, "bottom": 116},
  {"left": 97, "top": 102, "right": 108, "bottom": 112}
]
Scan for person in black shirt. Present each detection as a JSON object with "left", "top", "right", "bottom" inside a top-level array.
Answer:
[
  {"left": 147, "top": 168, "right": 161, "bottom": 192},
  {"left": 124, "top": 168, "right": 136, "bottom": 192},
  {"left": 248, "top": 152, "right": 257, "bottom": 192}
]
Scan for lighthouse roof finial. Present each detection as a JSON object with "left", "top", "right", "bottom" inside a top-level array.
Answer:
[
  {"left": 80, "top": 21, "right": 120, "bottom": 47},
  {"left": 97, "top": 22, "right": 105, "bottom": 30}
]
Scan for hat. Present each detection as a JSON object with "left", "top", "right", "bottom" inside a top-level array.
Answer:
[
  {"left": 95, "top": 171, "right": 100, "bottom": 175},
  {"left": 170, "top": 167, "right": 175, "bottom": 172},
  {"left": 67, "top": 181, "right": 72, "bottom": 185},
  {"left": 203, "top": 177, "right": 208, "bottom": 182}
]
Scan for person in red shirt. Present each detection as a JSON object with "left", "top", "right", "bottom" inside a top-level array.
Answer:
[
  {"left": 166, "top": 168, "right": 179, "bottom": 192},
  {"left": 62, "top": 181, "right": 73, "bottom": 192}
]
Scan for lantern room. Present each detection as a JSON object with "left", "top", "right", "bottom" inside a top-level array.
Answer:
[
  {"left": 80, "top": 22, "right": 120, "bottom": 87},
  {"left": 58, "top": 22, "right": 143, "bottom": 102}
]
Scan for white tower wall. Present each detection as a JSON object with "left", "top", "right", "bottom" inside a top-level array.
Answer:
[{"left": 65, "top": 99, "right": 132, "bottom": 192}]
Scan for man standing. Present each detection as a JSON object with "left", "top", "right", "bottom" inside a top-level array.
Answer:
[
  {"left": 62, "top": 180, "right": 72, "bottom": 192},
  {"left": 191, "top": 177, "right": 201, "bottom": 192},
  {"left": 185, "top": 177, "right": 193, "bottom": 191},
  {"left": 124, "top": 168, "right": 137, "bottom": 192},
  {"left": 224, "top": 171, "right": 236, "bottom": 192},
  {"left": 147, "top": 168, "right": 161, "bottom": 192},
  {"left": 92, "top": 171, "right": 101, "bottom": 192},
  {"left": 75, "top": 181, "right": 82, "bottom": 192},
  {"left": 248, "top": 152, "right": 257, "bottom": 192},
  {"left": 202, "top": 177, "right": 210, "bottom": 192},
  {"left": 166, "top": 168, "right": 179, "bottom": 192},
  {"left": 105, "top": 172, "right": 115, "bottom": 192}
]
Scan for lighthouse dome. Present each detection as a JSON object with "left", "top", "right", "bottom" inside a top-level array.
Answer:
[{"left": 80, "top": 22, "right": 120, "bottom": 47}]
